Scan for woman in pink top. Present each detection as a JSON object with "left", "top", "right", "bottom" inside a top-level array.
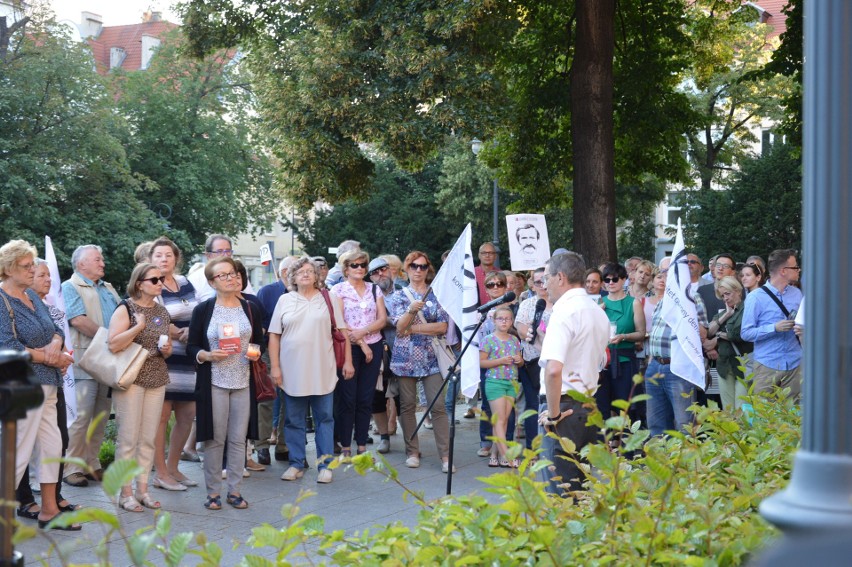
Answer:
[{"left": 331, "top": 250, "right": 388, "bottom": 458}]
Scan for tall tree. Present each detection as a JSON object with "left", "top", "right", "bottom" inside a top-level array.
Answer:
[
  {"left": 0, "top": 11, "right": 168, "bottom": 283},
  {"left": 113, "top": 30, "right": 279, "bottom": 248}
]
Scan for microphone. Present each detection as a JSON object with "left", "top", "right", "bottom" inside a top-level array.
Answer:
[
  {"left": 529, "top": 299, "right": 546, "bottom": 343},
  {"left": 477, "top": 291, "right": 516, "bottom": 313}
]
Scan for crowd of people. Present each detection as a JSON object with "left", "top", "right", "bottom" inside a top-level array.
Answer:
[{"left": 0, "top": 232, "right": 804, "bottom": 527}]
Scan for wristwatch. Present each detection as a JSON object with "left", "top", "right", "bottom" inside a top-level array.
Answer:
[{"left": 546, "top": 411, "right": 561, "bottom": 423}]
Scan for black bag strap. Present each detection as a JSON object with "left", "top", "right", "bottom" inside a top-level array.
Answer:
[
  {"left": 760, "top": 285, "right": 790, "bottom": 318},
  {"left": 0, "top": 289, "right": 17, "bottom": 340}
]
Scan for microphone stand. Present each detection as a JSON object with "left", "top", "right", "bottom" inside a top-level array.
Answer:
[{"left": 411, "top": 311, "right": 489, "bottom": 495}]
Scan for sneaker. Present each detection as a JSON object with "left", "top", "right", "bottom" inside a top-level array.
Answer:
[
  {"left": 424, "top": 418, "right": 433, "bottom": 430},
  {"left": 316, "top": 469, "right": 333, "bottom": 484},
  {"left": 405, "top": 455, "right": 421, "bottom": 468},
  {"left": 476, "top": 447, "right": 491, "bottom": 458},
  {"left": 377, "top": 439, "right": 390, "bottom": 454},
  {"left": 281, "top": 467, "right": 305, "bottom": 481},
  {"left": 245, "top": 459, "right": 266, "bottom": 472},
  {"left": 180, "top": 451, "right": 202, "bottom": 462},
  {"left": 63, "top": 473, "right": 89, "bottom": 487},
  {"left": 243, "top": 468, "right": 251, "bottom": 478},
  {"left": 442, "top": 461, "right": 457, "bottom": 474}
]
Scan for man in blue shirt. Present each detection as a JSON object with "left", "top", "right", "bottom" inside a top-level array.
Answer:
[
  {"left": 61, "top": 245, "right": 121, "bottom": 487},
  {"left": 741, "top": 249, "right": 803, "bottom": 400}
]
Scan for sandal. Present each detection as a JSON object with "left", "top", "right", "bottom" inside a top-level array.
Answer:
[
  {"left": 58, "top": 501, "right": 82, "bottom": 513},
  {"left": 226, "top": 493, "right": 248, "bottom": 509},
  {"left": 204, "top": 495, "right": 222, "bottom": 510},
  {"left": 488, "top": 456, "right": 499, "bottom": 468},
  {"left": 119, "top": 495, "right": 144, "bottom": 513},
  {"left": 38, "top": 511, "right": 82, "bottom": 531},
  {"left": 135, "top": 492, "right": 161, "bottom": 510},
  {"left": 16, "top": 502, "right": 40, "bottom": 520},
  {"left": 499, "top": 458, "right": 510, "bottom": 468}
]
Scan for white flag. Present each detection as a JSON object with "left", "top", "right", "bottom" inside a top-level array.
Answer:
[
  {"left": 44, "top": 236, "right": 78, "bottom": 423},
  {"left": 660, "top": 219, "right": 706, "bottom": 390},
  {"left": 431, "top": 224, "right": 480, "bottom": 397}
]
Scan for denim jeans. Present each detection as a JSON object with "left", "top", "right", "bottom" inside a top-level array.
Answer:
[
  {"left": 284, "top": 392, "right": 334, "bottom": 471},
  {"left": 479, "top": 369, "right": 515, "bottom": 449},
  {"left": 645, "top": 358, "right": 696, "bottom": 437}
]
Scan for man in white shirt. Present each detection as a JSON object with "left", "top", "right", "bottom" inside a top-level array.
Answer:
[
  {"left": 538, "top": 251, "right": 610, "bottom": 496},
  {"left": 187, "top": 234, "right": 253, "bottom": 300}
]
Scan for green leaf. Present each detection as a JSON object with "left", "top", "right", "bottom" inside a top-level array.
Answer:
[{"left": 103, "top": 459, "right": 144, "bottom": 497}]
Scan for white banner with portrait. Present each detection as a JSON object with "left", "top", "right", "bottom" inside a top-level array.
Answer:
[{"left": 505, "top": 214, "right": 551, "bottom": 271}]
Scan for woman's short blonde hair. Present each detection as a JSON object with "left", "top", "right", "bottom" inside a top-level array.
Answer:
[
  {"left": 286, "top": 256, "right": 320, "bottom": 291},
  {"left": 340, "top": 249, "right": 370, "bottom": 279},
  {"left": 715, "top": 275, "right": 744, "bottom": 300},
  {"left": 0, "top": 240, "right": 38, "bottom": 280},
  {"left": 381, "top": 254, "right": 404, "bottom": 280}
]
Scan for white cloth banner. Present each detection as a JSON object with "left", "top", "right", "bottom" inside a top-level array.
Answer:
[
  {"left": 44, "top": 236, "right": 78, "bottom": 423},
  {"left": 660, "top": 219, "right": 706, "bottom": 390},
  {"left": 430, "top": 224, "right": 480, "bottom": 398}
]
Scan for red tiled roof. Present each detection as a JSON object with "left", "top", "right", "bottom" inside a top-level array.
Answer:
[
  {"left": 753, "top": 0, "right": 790, "bottom": 39},
  {"left": 87, "top": 20, "right": 178, "bottom": 74}
]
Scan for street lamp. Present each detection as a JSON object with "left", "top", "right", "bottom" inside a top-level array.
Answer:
[{"left": 470, "top": 138, "right": 500, "bottom": 260}]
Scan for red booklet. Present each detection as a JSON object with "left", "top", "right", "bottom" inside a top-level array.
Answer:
[{"left": 218, "top": 323, "right": 241, "bottom": 354}]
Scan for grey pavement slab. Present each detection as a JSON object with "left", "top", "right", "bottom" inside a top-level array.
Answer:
[{"left": 13, "top": 409, "right": 519, "bottom": 565}]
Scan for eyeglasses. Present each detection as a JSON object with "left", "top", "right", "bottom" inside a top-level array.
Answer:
[
  {"left": 686, "top": 260, "right": 701, "bottom": 265},
  {"left": 485, "top": 282, "right": 506, "bottom": 289},
  {"left": 17, "top": 262, "right": 36, "bottom": 271},
  {"left": 603, "top": 277, "right": 621, "bottom": 283},
  {"left": 142, "top": 276, "right": 166, "bottom": 285},
  {"left": 348, "top": 262, "right": 368, "bottom": 270},
  {"left": 532, "top": 279, "right": 544, "bottom": 287},
  {"left": 295, "top": 269, "right": 316, "bottom": 277},
  {"left": 783, "top": 265, "right": 801, "bottom": 271},
  {"left": 715, "top": 263, "right": 734, "bottom": 270},
  {"left": 494, "top": 317, "right": 512, "bottom": 323},
  {"left": 480, "top": 251, "right": 496, "bottom": 256},
  {"left": 370, "top": 266, "right": 389, "bottom": 276},
  {"left": 208, "top": 249, "right": 233, "bottom": 257},
  {"left": 408, "top": 263, "right": 429, "bottom": 271},
  {"left": 213, "top": 272, "right": 238, "bottom": 281}
]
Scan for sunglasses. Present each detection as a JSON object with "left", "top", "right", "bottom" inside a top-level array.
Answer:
[
  {"left": 409, "top": 263, "right": 429, "bottom": 271},
  {"left": 603, "top": 277, "right": 621, "bottom": 283},
  {"left": 348, "top": 262, "right": 368, "bottom": 270},
  {"left": 686, "top": 259, "right": 701, "bottom": 265},
  {"left": 142, "top": 275, "right": 166, "bottom": 285},
  {"left": 370, "top": 266, "right": 389, "bottom": 276},
  {"left": 485, "top": 281, "right": 506, "bottom": 289}
]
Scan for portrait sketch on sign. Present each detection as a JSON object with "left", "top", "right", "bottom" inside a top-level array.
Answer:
[{"left": 506, "top": 214, "right": 551, "bottom": 271}]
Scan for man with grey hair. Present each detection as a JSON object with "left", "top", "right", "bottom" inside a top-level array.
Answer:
[
  {"left": 61, "top": 245, "right": 121, "bottom": 487},
  {"left": 325, "top": 240, "right": 360, "bottom": 288},
  {"left": 538, "top": 251, "right": 610, "bottom": 496},
  {"left": 187, "top": 234, "right": 254, "bottom": 300}
]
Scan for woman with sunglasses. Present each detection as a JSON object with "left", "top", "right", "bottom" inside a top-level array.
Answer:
[
  {"left": 597, "top": 263, "right": 646, "bottom": 424},
  {"left": 149, "top": 237, "right": 200, "bottom": 492},
  {"left": 108, "top": 262, "right": 173, "bottom": 512},
  {"left": 704, "top": 276, "right": 753, "bottom": 410},
  {"left": 386, "top": 251, "right": 453, "bottom": 471},
  {"left": 187, "top": 257, "right": 264, "bottom": 510},
  {"left": 330, "top": 250, "right": 387, "bottom": 459}
]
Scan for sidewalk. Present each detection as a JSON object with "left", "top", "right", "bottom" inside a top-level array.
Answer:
[{"left": 15, "top": 410, "right": 514, "bottom": 565}]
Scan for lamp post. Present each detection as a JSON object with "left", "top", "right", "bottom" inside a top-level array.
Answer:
[{"left": 470, "top": 138, "right": 499, "bottom": 260}]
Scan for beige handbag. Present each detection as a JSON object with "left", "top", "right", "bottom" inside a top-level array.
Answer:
[{"left": 78, "top": 303, "right": 148, "bottom": 390}]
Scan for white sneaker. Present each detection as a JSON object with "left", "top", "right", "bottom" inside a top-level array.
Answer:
[
  {"left": 405, "top": 455, "right": 421, "bottom": 468},
  {"left": 442, "top": 461, "right": 457, "bottom": 474},
  {"left": 317, "top": 469, "right": 333, "bottom": 484},
  {"left": 377, "top": 439, "right": 390, "bottom": 454},
  {"left": 221, "top": 469, "right": 227, "bottom": 479},
  {"left": 476, "top": 447, "right": 491, "bottom": 457},
  {"left": 281, "top": 467, "right": 305, "bottom": 481}
]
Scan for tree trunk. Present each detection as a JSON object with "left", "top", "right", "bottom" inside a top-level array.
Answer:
[{"left": 571, "top": 0, "right": 616, "bottom": 267}]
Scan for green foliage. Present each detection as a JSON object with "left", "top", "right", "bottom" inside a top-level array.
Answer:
[
  {"left": 114, "top": 30, "right": 279, "bottom": 250},
  {"left": 0, "top": 15, "right": 168, "bottom": 283},
  {"left": 681, "top": 143, "right": 801, "bottom": 261},
  {"left": 681, "top": 0, "right": 796, "bottom": 191}
]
